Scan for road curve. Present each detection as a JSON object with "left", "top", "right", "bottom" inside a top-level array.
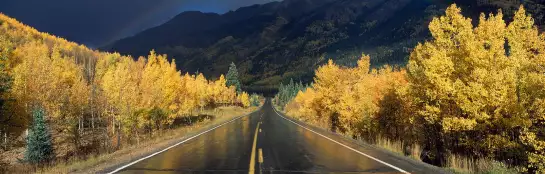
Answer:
[{"left": 109, "top": 99, "right": 445, "bottom": 174}]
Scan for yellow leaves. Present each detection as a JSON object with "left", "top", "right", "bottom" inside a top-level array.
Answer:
[
  {"left": 428, "top": 4, "right": 474, "bottom": 50},
  {"left": 355, "top": 54, "right": 370, "bottom": 76},
  {"left": 274, "top": 3, "right": 545, "bottom": 171},
  {"left": 408, "top": 4, "right": 524, "bottom": 129},
  {"left": 291, "top": 54, "right": 408, "bottom": 136},
  {"left": 140, "top": 51, "right": 184, "bottom": 124},
  {"left": 0, "top": 13, "right": 256, "bottom": 159},
  {"left": 294, "top": 88, "right": 317, "bottom": 118},
  {"left": 507, "top": 6, "right": 545, "bottom": 74},
  {"left": 406, "top": 4, "right": 545, "bottom": 171},
  {"left": 98, "top": 49, "right": 244, "bottom": 129},
  {"left": 442, "top": 117, "right": 477, "bottom": 131},
  {"left": 209, "top": 74, "right": 236, "bottom": 105},
  {"left": 521, "top": 131, "right": 545, "bottom": 172},
  {"left": 11, "top": 42, "right": 90, "bottom": 120},
  {"left": 101, "top": 55, "right": 143, "bottom": 129},
  {"left": 95, "top": 49, "right": 249, "bottom": 132},
  {"left": 238, "top": 92, "right": 250, "bottom": 108}
]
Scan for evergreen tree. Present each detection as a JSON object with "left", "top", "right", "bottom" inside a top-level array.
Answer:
[
  {"left": 275, "top": 79, "right": 308, "bottom": 108},
  {"left": 250, "top": 93, "right": 260, "bottom": 107},
  {"left": 225, "top": 62, "right": 241, "bottom": 93},
  {"left": 24, "top": 107, "right": 54, "bottom": 165}
]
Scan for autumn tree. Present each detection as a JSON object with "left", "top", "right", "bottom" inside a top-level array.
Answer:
[
  {"left": 100, "top": 54, "right": 145, "bottom": 146},
  {"left": 0, "top": 12, "right": 253, "bottom": 170},
  {"left": 0, "top": 35, "right": 12, "bottom": 109},
  {"left": 209, "top": 74, "right": 236, "bottom": 106},
  {"left": 408, "top": 4, "right": 513, "bottom": 165},
  {"left": 0, "top": 34, "right": 14, "bottom": 149},
  {"left": 407, "top": 4, "right": 545, "bottom": 170},
  {"left": 506, "top": 6, "right": 545, "bottom": 172},
  {"left": 238, "top": 92, "right": 251, "bottom": 108},
  {"left": 286, "top": 55, "right": 406, "bottom": 137},
  {"left": 140, "top": 51, "right": 186, "bottom": 128}
]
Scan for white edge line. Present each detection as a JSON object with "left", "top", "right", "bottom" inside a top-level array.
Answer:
[
  {"left": 272, "top": 107, "right": 411, "bottom": 174},
  {"left": 108, "top": 107, "right": 261, "bottom": 174}
]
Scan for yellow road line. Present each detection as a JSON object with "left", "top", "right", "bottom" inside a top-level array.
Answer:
[
  {"left": 249, "top": 122, "right": 261, "bottom": 174},
  {"left": 258, "top": 148, "right": 263, "bottom": 163}
]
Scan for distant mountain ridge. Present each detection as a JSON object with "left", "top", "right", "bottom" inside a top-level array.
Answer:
[{"left": 102, "top": 0, "right": 544, "bottom": 86}]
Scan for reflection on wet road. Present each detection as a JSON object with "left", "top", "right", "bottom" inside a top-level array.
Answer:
[
  {"left": 118, "top": 109, "right": 259, "bottom": 173},
  {"left": 114, "top": 99, "right": 440, "bottom": 173}
]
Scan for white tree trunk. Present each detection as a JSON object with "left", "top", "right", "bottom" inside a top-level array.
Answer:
[
  {"left": 3, "top": 130, "right": 7, "bottom": 149},
  {"left": 91, "top": 108, "right": 95, "bottom": 129},
  {"left": 78, "top": 117, "right": 82, "bottom": 133}
]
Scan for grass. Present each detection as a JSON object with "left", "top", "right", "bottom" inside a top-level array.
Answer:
[
  {"left": 374, "top": 136, "right": 422, "bottom": 162},
  {"left": 4, "top": 106, "right": 258, "bottom": 174},
  {"left": 447, "top": 154, "right": 518, "bottom": 174},
  {"left": 375, "top": 136, "right": 404, "bottom": 155},
  {"left": 373, "top": 138, "right": 517, "bottom": 174}
]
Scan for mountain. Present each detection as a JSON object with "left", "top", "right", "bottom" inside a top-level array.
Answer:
[{"left": 102, "top": 0, "right": 545, "bottom": 86}]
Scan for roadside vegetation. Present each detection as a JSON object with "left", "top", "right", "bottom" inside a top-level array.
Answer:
[
  {"left": 42, "top": 106, "right": 258, "bottom": 173},
  {"left": 0, "top": 13, "right": 261, "bottom": 173},
  {"left": 275, "top": 4, "right": 545, "bottom": 173}
]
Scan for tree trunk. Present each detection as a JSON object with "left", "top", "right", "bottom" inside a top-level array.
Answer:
[
  {"left": 136, "top": 128, "right": 140, "bottom": 145},
  {"left": 436, "top": 130, "right": 447, "bottom": 166},
  {"left": 116, "top": 120, "right": 121, "bottom": 150},
  {"left": 73, "top": 124, "right": 80, "bottom": 157},
  {"left": 78, "top": 117, "right": 82, "bottom": 133},
  {"left": 3, "top": 130, "right": 7, "bottom": 150},
  {"left": 91, "top": 108, "right": 95, "bottom": 129}
]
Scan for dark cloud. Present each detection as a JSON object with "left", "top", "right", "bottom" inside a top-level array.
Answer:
[{"left": 0, "top": 0, "right": 277, "bottom": 47}]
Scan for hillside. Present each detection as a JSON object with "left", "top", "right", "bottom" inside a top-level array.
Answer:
[
  {"left": 0, "top": 11, "right": 255, "bottom": 172},
  {"left": 103, "top": 0, "right": 544, "bottom": 86}
]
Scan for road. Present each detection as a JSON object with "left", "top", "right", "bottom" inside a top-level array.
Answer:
[{"left": 109, "top": 99, "right": 444, "bottom": 174}]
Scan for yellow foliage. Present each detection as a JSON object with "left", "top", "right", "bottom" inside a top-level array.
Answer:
[
  {"left": 292, "top": 54, "right": 406, "bottom": 136},
  {"left": 286, "top": 4, "right": 545, "bottom": 171},
  {"left": 210, "top": 74, "right": 236, "bottom": 105},
  {"left": 407, "top": 4, "right": 545, "bottom": 170},
  {"left": 0, "top": 12, "right": 247, "bottom": 149},
  {"left": 12, "top": 42, "right": 89, "bottom": 121},
  {"left": 238, "top": 92, "right": 251, "bottom": 108}
]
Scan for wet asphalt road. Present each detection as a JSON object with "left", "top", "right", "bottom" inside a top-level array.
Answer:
[{"left": 114, "top": 99, "right": 443, "bottom": 174}]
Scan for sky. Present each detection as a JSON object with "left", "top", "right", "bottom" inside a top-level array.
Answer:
[{"left": 0, "top": 0, "right": 277, "bottom": 48}]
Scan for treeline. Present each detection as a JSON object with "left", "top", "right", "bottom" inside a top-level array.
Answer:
[
  {"left": 278, "top": 5, "right": 545, "bottom": 173},
  {"left": 273, "top": 79, "right": 308, "bottom": 109},
  {"left": 0, "top": 13, "right": 256, "bottom": 165}
]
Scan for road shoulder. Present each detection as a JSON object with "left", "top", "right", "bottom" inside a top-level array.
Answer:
[{"left": 273, "top": 107, "right": 449, "bottom": 174}]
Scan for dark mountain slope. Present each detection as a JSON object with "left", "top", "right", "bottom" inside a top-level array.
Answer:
[{"left": 103, "top": 0, "right": 544, "bottom": 86}]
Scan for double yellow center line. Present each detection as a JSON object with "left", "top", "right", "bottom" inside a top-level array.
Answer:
[{"left": 249, "top": 121, "right": 263, "bottom": 174}]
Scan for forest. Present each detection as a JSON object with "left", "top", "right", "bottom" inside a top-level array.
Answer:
[
  {"left": 275, "top": 5, "right": 545, "bottom": 173},
  {"left": 0, "top": 12, "right": 259, "bottom": 171}
]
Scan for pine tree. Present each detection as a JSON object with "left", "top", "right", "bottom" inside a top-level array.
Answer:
[
  {"left": 225, "top": 62, "right": 241, "bottom": 93},
  {"left": 24, "top": 107, "right": 54, "bottom": 165}
]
